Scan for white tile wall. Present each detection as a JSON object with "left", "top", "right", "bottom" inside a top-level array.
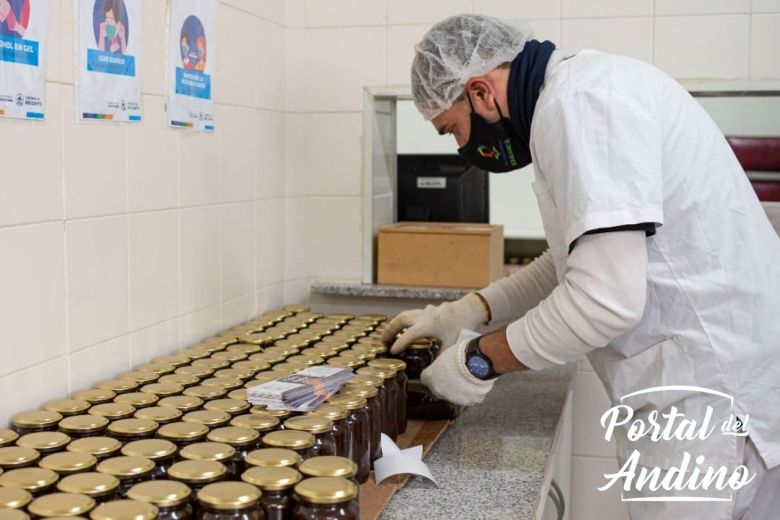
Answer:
[
  {"left": 180, "top": 207, "right": 221, "bottom": 315},
  {"left": 305, "top": 197, "right": 363, "bottom": 280},
  {"left": 304, "top": 113, "right": 364, "bottom": 196},
  {"left": 562, "top": 0, "right": 653, "bottom": 18},
  {"left": 387, "top": 0, "right": 471, "bottom": 24},
  {"left": 656, "top": 0, "right": 750, "bottom": 15},
  {"left": 305, "top": 0, "right": 387, "bottom": 27},
  {"left": 751, "top": 14, "right": 780, "bottom": 78},
  {"left": 561, "top": 17, "right": 654, "bottom": 62},
  {"left": 473, "top": 0, "right": 561, "bottom": 19}
]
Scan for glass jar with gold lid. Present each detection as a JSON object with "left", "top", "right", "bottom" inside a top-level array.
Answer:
[
  {"left": 88, "top": 404, "right": 136, "bottom": 422},
  {"left": 140, "top": 383, "right": 183, "bottom": 399},
  {"left": 117, "top": 372, "right": 159, "bottom": 386},
  {"left": 11, "top": 411, "right": 62, "bottom": 435},
  {"left": 285, "top": 355, "right": 324, "bottom": 368},
  {"left": 156, "top": 422, "right": 209, "bottom": 448},
  {"left": 157, "top": 374, "right": 199, "bottom": 389},
  {"left": 89, "top": 499, "right": 158, "bottom": 520},
  {"left": 127, "top": 480, "right": 192, "bottom": 520},
  {"left": 135, "top": 363, "right": 176, "bottom": 377},
  {"left": 282, "top": 304, "right": 310, "bottom": 314},
  {"left": 260, "top": 431, "right": 315, "bottom": 463},
  {"left": 94, "top": 380, "right": 139, "bottom": 396},
  {"left": 249, "top": 373, "right": 278, "bottom": 387},
  {"left": 307, "top": 404, "right": 349, "bottom": 461},
  {"left": 134, "top": 406, "right": 182, "bottom": 426},
  {"left": 167, "top": 460, "right": 227, "bottom": 501},
  {"left": 229, "top": 415, "right": 279, "bottom": 436},
  {"left": 57, "top": 414, "right": 110, "bottom": 439},
  {"left": 121, "top": 439, "right": 177, "bottom": 479},
  {"left": 70, "top": 389, "right": 115, "bottom": 407},
  {"left": 205, "top": 428, "right": 259, "bottom": 475},
  {"left": 174, "top": 365, "right": 213, "bottom": 380},
  {"left": 225, "top": 343, "right": 262, "bottom": 356},
  {"left": 0, "top": 509, "right": 29, "bottom": 520},
  {"left": 339, "top": 385, "right": 381, "bottom": 465},
  {"left": 196, "top": 481, "right": 263, "bottom": 520},
  {"left": 204, "top": 399, "right": 250, "bottom": 417},
  {"left": 325, "top": 358, "right": 364, "bottom": 371},
  {"left": 106, "top": 419, "right": 159, "bottom": 442},
  {"left": 57, "top": 472, "right": 120, "bottom": 503},
  {"left": 182, "top": 411, "right": 231, "bottom": 429},
  {"left": 302, "top": 345, "right": 340, "bottom": 360},
  {"left": 40, "top": 452, "right": 97, "bottom": 476},
  {"left": 200, "top": 378, "right": 242, "bottom": 393},
  {"left": 368, "top": 358, "right": 408, "bottom": 435},
  {"left": 246, "top": 352, "right": 285, "bottom": 367},
  {"left": 17, "top": 432, "right": 71, "bottom": 455},
  {"left": 268, "top": 365, "right": 300, "bottom": 377},
  {"left": 95, "top": 457, "right": 155, "bottom": 498},
  {"left": 227, "top": 389, "right": 248, "bottom": 401},
  {"left": 231, "top": 361, "right": 270, "bottom": 375},
  {"left": 326, "top": 395, "right": 369, "bottom": 483},
  {"left": 0, "top": 447, "right": 40, "bottom": 470},
  {"left": 157, "top": 396, "right": 203, "bottom": 414},
  {"left": 298, "top": 456, "right": 357, "bottom": 485},
  {"left": 27, "top": 492, "right": 95, "bottom": 518},
  {"left": 243, "top": 449, "right": 299, "bottom": 469},
  {"left": 179, "top": 443, "right": 237, "bottom": 480},
  {"left": 0, "top": 467, "right": 59, "bottom": 496},
  {"left": 182, "top": 386, "right": 227, "bottom": 403},
  {"left": 241, "top": 466, "right": 301, "bottom": 520},
  {"left": 113, "top": 393, "right": 159, "bottom": 410},
  {"left": 191, "top": 359, "right": 230, "bottom": 372},
  {"left": 0, "top": 430, "right": 19, "bottom": 449},
  {"left": 0, "top": 486, "right": 32, "bottom": 509},
  {"left": 351, "top": 342, "right": 387, "bottom": 358},
  {"left": 152, "top": 354, "right": 192, "bottom": 368},
  {"left": 282, "top": 417, "right": 336, "bottom": 459},
  {"left": 66, "top": 438, "right": 121, "bottom": 462},
  {"left": 43, "top": 400, "right": 91, "bottom": 418},
  {"left": 212, "top": 368, "right": 253, "bottom": 383},
  {"left": 248, "top": 408, "right": 293, "bottom": 423},
  {"left": 292, "top": 476, "right": 358, "bottom": 520},
  {"left": 355, "top": 367, "right": 395, "bottom": 440},
  {"left": 338, "top": 350, "right": 375, "bottom": 365}
]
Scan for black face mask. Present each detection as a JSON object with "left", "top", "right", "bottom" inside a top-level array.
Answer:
[{"left": 457, "top": 94, "right": 527, "bottom": 173}]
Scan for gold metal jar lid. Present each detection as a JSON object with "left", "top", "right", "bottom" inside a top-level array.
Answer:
[
  {"left": 264, "top": 344, "right": 301, "bottom": 358},
  {"left": 206, "top": 427, "right": 259, "bottom": 447},
  {"left": 282, "top": 304, "right": 310, "bottom": 313},
  {"left": 139, "top": 383, "right": 182, "bottom": 398},
  {"left": 191, "top": 358, "right": 229, "bottom": 371},
  {"left": 182, "top": 410, "right": 231, "bottom": 428},
  {"left": 229, "top": 414, "right": 279, "bottom": 433},
  {"left": 70, "top": 390, "right": 115, "bottom": 406},
  {"left": 0, "top": 509, "right": 29, "bottom": 520},
  {"left": 134, "top": 406, "right": 182, "bottom": 425},
  {"left": 179, "top": 443, "right": 235, "bottom": 463},
  {"left": 407, "top": 337, "right": 434, "bottom": 349},
  {"left": 174, "top": 365, "right": 213, "bottom": 379},
  {"left": 0, "top": 486, "right": 32, "bottom": 508},
  {"left": 213, "top": 368, "right": 253, "bottom": 381},
  {"left": 303, "top": 346, "right": 340, "bottom": 358},
  {"left": 106, "top": 419, "right": 159, "bottom": 438},
  {"left": 261, "top": 431, "right": 315, "bottom": 450},
  {"left": 28, "top": 492, "right": 95, "bottom": 517},
  {"left": 151, "top": 354, "right": 192, "bottom": 367},
  {"left": 157, "top": 374, "right": 198, "bottom": 388},
  {"left": 368, "top": 358, "right": 406, "bottom": 372},
  {"left": 116, "top": 372, "right": 159, "bottom": 386},
  {"left": 327, "top": 394, "right": 367, "bottom": 411},
  {"left": 352, "top": 342, "right": 387, "bottom": 355},
  {"left": 88, "top": 404, "right": 136, "bottom": 420},
  {"left": 0, "top": 430, "right": 19, "bottom": 448},
  {"left": 227, "top": 389, "right": 248, "bottom": 401},
  {"left": 250, "top": 373, "right": 278, "bottom": 385},
  {"left": 120, "top": 440, "right": 177, "bottom": 461},
  {"left": 0, "top": 468, "right": 59, "bottom": 491},
  {"left": 126, "top": 480, "right": 191, "bottom": 508},
  {"left": 96, "top": 457, "right": 154, "bottom": 479},
  {"left": 345, "top": 374, "right": 383, "bottom": 388},
  {"left": 157, "top": 395, "right": 203, "bottom": 412},
  {"left": 241, "top": 466, "right": 301, "bottom": 491},
  {"left": 341, "top": 385, "right": 378, "bottom": 400},
  {"left": 67, "top": 438, "right": 121, "bottom": 459},
  {"left": 57, "top": 472, "right": 119, "bottom": 497},
  {"left": 356, "top": 336, "right": 384, "bottom": 346},
  {"left": 299, "top": 456, "right": 357, "bottom": 479},
  {"left": 178, "top": 348, "right": 211, "bottom": 361},
  {"left": 17, "top": 432, "right": 71, "bottom": 452},
  {"left": 225, "top": 344, "right": 261, "bottom": 356},
  {"left": 339, "top": 350, "right": 374, "bottom": 362},
  {"left": 269, "top": 364, "right": 301, "bottom": 376},
  {"left": 356, "top": 366, "right": 394, "bottom": 380},
  {"left": 272, "top": 339, "right": 308, "bottom": 351},
  {"left": 244, "top": 448, "right": 300, "bottom": 468},
  {"left": 231, "top": 360, "right": 271, "bottom": 374},
  {"left": 325, "top": 357, "right": 363, "bottom": 370},
  {"left": 11, "top": 411, "right": 63, "bottom": 429},
  {"left": 204, "top": 399, "right": 250, "bottom": 416},
  {"left": 114, "top": 393, "right": 159, "bottom": 409},
  {"left": 357, "top": 313, "right": 387, "bottom": 322},
  {"left": 199, "top": 378, "right": 242, "bottom": 391},
  {"left": 94, "top": 380, "right": 138, "bottom": 395},
  {"left": 285, "top": 355, "right": 323, "bottom": 367},
  {"left": 156, "top": 422, "right": 209, "bottom": 441},
  {"left": 182, "top": 386, "right": 227, "bottom": 402},
  {"left": 308, "top": 403, "right": 348, "bottom": 422},
  {"left": 247, "top": 352, "right": 286, "bottom": 365},
  {"left": 89, "top": 500, "right": 158, "bottom": 520},
  {"left": 40, "top": 452, "right": 97, "bottom": 474},
  {"left": 43, "top": 400, "right": 91, "bottom": 418},
  {"left": 196, "top": 482, "right": 260, "bottom": 510},
  {"left": 0, "top": 447, "right": 40, "bottom": 468},
  {"left": 250, "top": 407, "right": 293, "bottom": 420},
  {"left": 293, "top": 476, "right": 358, "bottom": 505},
  {"left": 211, "top": 351, "right": 247, "bottom": 363},
  {"left": 167, "top": 460, "right": 226, "bottom": 483},
  {"left": 283, "top": 416, "right": 333, "bottom": 435},
  {"left": 134, "top": 363, "right": 175, "bottom": 376}
]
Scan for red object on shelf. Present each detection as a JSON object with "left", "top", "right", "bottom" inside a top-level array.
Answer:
[{"left": 726, "top": 136, "right": 780, "bottom": 202}]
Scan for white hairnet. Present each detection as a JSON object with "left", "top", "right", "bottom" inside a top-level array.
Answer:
[{"left": 411, "top": 14, "right": 533, "bottom": 120}]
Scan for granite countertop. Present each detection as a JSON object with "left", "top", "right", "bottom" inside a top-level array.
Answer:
[
  {"left": 380, "top": 364, "right": 575, "bottom": 519},
  {"left": 311, "top": 282, "right": 472, "bottom": 301}
]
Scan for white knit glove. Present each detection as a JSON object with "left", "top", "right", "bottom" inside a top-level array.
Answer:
[
  {"left": 381, "top": 293, "right": 489, "bottom": 355},
  {"left": 420, "top": 338, "right": 496, "bottom": 406}
]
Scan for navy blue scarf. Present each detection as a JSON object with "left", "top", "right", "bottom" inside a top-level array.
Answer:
[{"left": 507, "top": 40, "right": 556, "bottom": 166}]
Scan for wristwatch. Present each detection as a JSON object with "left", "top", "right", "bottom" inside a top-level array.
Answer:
[{"left": 465, "top": 336, "right": 499, "bottom": 380}]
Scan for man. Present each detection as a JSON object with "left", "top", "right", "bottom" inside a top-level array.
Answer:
[{"left": 382, "top": 14, "right": 780, "bottom": 519}]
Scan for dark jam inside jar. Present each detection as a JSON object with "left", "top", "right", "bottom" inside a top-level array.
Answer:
[
  {"left": 307, "top": 404, "right": 349, "bottom": 460},
  {"left": 399, "top": 346, "right": 434, "bottom": 380},
  {"left": 292, "top": 477, "right": 358, "bottom": 520},
  {"left": 356, "top": 367, "right": 396, "bottom": 440},
  {"left": 241, "top": 466, "right": 302, "bottom": 520},
  {"left": 282, "top": 417, "right": 336, "bottom": 460},
  {"left": 127, "top": 480, "right": 193, "bottom": 520},
  {"left": 121, "top": 439, "right": 178, "bottom": 480},
  {"left": 326, "top": 395, "right": 370, "bottom": 484},
  {"left": 368, "top": 359, "right": 408, "bottom": 436}
]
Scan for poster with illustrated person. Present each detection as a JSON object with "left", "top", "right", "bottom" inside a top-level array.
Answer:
[
  {"left": 0, "top": 0, "right": 49, "bottom": 120},
  {"left": 167, "top": 0, "right": 216, "bottom": 131},
  {"left": 77, "top": 0, "right": 141, "bottom": 122}
]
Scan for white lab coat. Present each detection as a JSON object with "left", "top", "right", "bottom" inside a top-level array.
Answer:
[{"left": 528, "top": 51, "right": 780, "bottom": 516}]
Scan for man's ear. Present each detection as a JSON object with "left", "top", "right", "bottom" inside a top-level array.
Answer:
[{"left": 464, "top": 77, "right": 498, "bottom": 118}]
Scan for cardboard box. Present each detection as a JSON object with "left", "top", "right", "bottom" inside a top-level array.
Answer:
[{"left": 377, "top": 222, "right": 504, "bottom": 288}]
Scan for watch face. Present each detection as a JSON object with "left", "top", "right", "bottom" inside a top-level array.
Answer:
[{"left": 467, "top": 355, "right": 491, "bottom": 379}]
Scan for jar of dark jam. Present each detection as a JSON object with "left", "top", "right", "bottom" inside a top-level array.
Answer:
[
  {"left": 10, "top": 411, "right": 62, "bottom": 434},
  {"left": 106, "top": 419, "right": 159, "bottom": 442},
  {"left": 338, "top": 351, "right": 374, "bottom": 366},
  {"left": 241, "top": 466, "right": 301, "bottom": 520},
  {"left": 40, "top": 452, "right": 98, "bottom": 476},
  {"left": 156, "top": 423, "right": 209, "bottom": 449},
  {"left": 158, "top": 374, "right": 200, "bottom": 389},
  {"left": 0, "top": 509, "right": 28, "bottom": 520},
  {"left": 182, "top": 410, "right": 232, "bottom": 429},
  {"left": 231, "top": 361, "right": 271, "bottom": 376},
  {"left": 66, "top": 438, "right": 121, "bottom": 462},
  {"left": 206, "top": 428, "right": 259, "bottom": 475},
  {"left": 70, "top": 390, "right": 115, "bottom": 407},
  {"left": 43, "top": 400, "right": 91, "bottom": 418},
  {"left": 243, "top": 449, "right": 299, "bottom": 469},
  {"left": 179, "top": 443, "right": 237, "bottom": 481},
  {"left": 121, "top": 439, "right": 178, "bottom": 479},
  {"left": 213, "top": 369, "right": 253, "bottom": 383},
  {"left": 229, "top": 415, "right": 279, "bottom": 437},
  {"left": 0, "top": 486, "right": 32, "bottom": 509},
  {"left": 174, "top": 365, "right": 214, "bottom": 381},
  {"left": 282, "top": 418, "right": 336, "bottom": 459},
  {"left": 89, "top": 404, "right": 136, "bottom": 422},
  {"left": 140, "top": 383, "right": 184, "bottom": 399},
  {"left": 339, "top": 385, "right": 381, "bottom": 465},
  {"left": 0, "top": 447, "right": 40, "bottom": 470},
  {"left": 17, "top": 432, "right": 71, "bottom": 455},
  {"left": 211, "top": 351, "right": 248, "bottom": 364},
  {"left": 197, "top": 481, "right": 264, "bottom": 520},
  {"left": 306, "top": 405, "right": 349, "bottom": 460},
  {"left": 182, "top": 386, "right": 227, "bottom": 404},
  {"left": 249, "top": 409, "right": 293, "bottom": 426},
  {"left": 127, "top": 480, "right": 193, "bottom": 520},
  {"left": 291, "top": 477, "right": 358, "bottom": 520},
  {"left": 95, "top": 457, "right": 155, "bottom": 498},
  {"left": 27, "top": 492, "right": 96, "bottom": 518},
  {"left": 260, "top": 432, "right": 315, "bottom": 463},
  {"left": 204, "top": 399, "right": 251, "bottom": 417},
  {"left": 324, "top": 358, "right": 364, "bottom": 371},
  {"left": 57, "top": 472, "right": 120, "bottom": 503},
  {"left": 158, "top": 396, "right": 204, "bottom": 414},
  {"left": 226, "top": 344, "right": 262, "bottom": 357},
  {"left": 298, "top": 456, "right": 358, "bottom": 486},
  {"left": 324, "top": 395, "right": 369, "bottom": 484},
  {"left": 134, "top": 406, "right": 183, "bottom": 426},
  {"left": 355, "top": 367, "right": 396, "bottom": 440},
  {"left": 0, "top": 430, "right": 19, "bottom": 449},
  {"left": 114, "top": 393, "right": 159, "bottom": 410},
  {"left": 94, "top": 380, "right": 139, "bottom": 396},
  {"left": 117, "top": 372, "right": 160, "bottom": 386},
  {"left": 368, "top": 359, "right": 407, "bottom": 435},
  {"left": 135, "top": 363, "right": 177, "bottom": 377},
  {"left": 167, "top": 460, "right": 227, "bottom": 509},
  {"left": 153, "top": 354, "right": 192, "bottom": 368},
  {"left": 57, "top": 416, "right": 110, "bottom": 441},
  {"left": 89, "top": 499, "right": 158, "bottom": 520},
  {"left": 0, "top": 468, "right": 59, "bottom": 496}
]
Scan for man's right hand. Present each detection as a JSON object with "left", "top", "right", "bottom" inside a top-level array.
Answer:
[{"left": 381, "top": 292, "right": 489, "bottom": 354}]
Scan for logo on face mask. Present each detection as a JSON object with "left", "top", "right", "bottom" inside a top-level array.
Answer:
[{"left": 477, "top": 145, "right": 502, "bottom": 161}]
